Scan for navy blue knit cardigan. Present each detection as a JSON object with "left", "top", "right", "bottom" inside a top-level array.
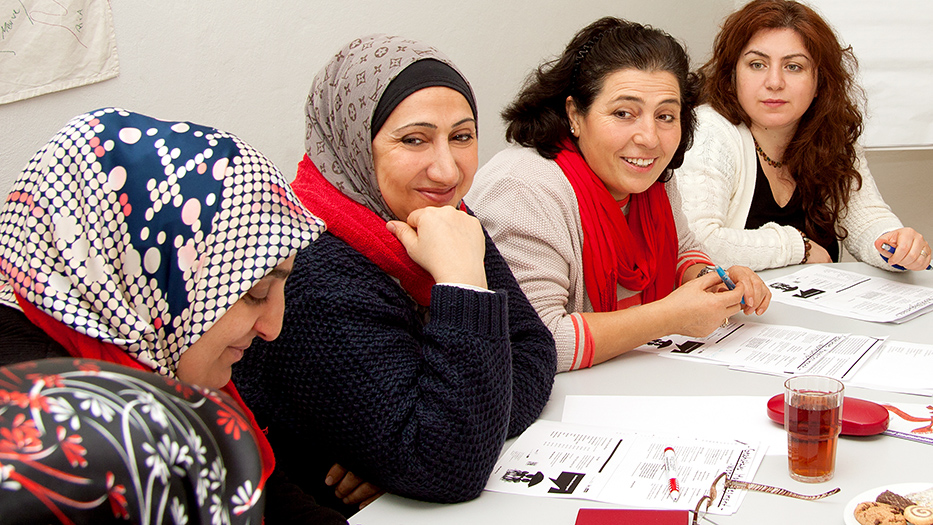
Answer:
[{"left": 233, "top": 228, "right": 556, "bottom": 508}]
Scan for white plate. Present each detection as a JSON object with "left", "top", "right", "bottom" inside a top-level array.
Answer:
[{"left": 843, "top": 483, "right": 933, "bottom": 525}]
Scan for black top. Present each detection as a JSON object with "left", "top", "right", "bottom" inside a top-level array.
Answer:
[
  {"left": 233, "top": 227, "right": 556, "bottom": 510},
  {"left": 0, "top": 304, "right": 71, "bottom": 366},
  {"left": 744, "top": 159, "right": 840, "bottom": 262}
]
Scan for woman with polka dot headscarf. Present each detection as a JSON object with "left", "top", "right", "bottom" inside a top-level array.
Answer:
[{"left": 0, "top": 108, "right": 345, "bottom": 524}]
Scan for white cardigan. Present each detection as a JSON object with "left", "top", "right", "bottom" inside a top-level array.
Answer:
[{"left": 669, "top": 105, "right": 903, "bottom": 271}]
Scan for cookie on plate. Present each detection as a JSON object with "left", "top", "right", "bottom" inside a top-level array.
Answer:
[
  {"left": 907, "top": 488, "right": 933, "bottom": 508},
  {"left": 854, "top": 501, "right": 907, "bottom": 525},
  {"left": 878, "top": 490, "right": 917, "bottom": 512},
  {"left": 904, "top": 505, "right": 933, "bottom": 525}
]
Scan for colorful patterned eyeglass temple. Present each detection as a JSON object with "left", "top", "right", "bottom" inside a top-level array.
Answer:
[{"left": 692, "top": 472, "right": 840, "bottom": 525}]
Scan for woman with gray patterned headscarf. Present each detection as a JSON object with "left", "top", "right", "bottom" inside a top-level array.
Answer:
[{"left": 232, "top": 35, "right": 556, "bottom": 515}]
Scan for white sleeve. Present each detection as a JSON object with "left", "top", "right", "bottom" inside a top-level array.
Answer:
[
  {"left": 672, "top": 108, "right": 807, "bottom": 270},
  {"left": 839, "top": 148, "right": 903, "bottom": 270}
]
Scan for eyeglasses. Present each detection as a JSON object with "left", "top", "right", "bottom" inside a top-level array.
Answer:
[{"left": 691, "top": 472, "right": 840, "bottom": 525}]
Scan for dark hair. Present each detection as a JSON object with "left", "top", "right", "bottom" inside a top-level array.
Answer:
[
  {"left": 699, "top": 0, "right": 864, "bottom": 245},
  {"left": 503, "top": 16, "right": 699, "bottom": 181}
]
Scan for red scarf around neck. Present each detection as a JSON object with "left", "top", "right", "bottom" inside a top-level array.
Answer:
[
  {"left": 553, "top": 139, "right": 678, "bottom": 312},
  {"left": 291, "top": 154, "right": 438, "bottom": 307},
  {"left": 14, "top": 293, "right": 276, "bottom": 488}
]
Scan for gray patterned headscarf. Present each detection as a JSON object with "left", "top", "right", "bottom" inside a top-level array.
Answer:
[{"left": 304, "top": 34, "right": 475, "bottom": 222}]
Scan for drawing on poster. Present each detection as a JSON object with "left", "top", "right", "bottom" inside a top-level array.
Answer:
[{"left": 0, "top": 0, "right": 119, "bottom": 104}]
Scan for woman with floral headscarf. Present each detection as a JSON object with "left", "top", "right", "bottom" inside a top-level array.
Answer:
[
  {"left": 233, "top": 35, "right": 556, "bottom": 514},
  {"left": 0, "top": 108, "right": 343, "bottom": 524}
]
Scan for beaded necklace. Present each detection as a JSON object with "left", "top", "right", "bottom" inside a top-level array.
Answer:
[{"left": 753, "top": 137, "right": 783, "bottom": 169}]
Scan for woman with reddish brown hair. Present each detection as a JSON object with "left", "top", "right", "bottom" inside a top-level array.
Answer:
[{"left": 671, "top": 0, "right": 931, "bottom": 271}]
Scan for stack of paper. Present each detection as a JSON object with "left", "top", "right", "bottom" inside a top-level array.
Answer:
[
  {"left": 634, "top": 321, "right": 933, "bottom": 395},
  {"left": 635, "top": 321, "right": 883, "bottom": 381},
  {"left": 485, "top": 420, "right": 765, "bottom": 516},
  {"left": 765, "top": 265, "right": 933, "bottom": 323},
  {"left": 847, "top": 341, "right": 933, "bottom": 396}
]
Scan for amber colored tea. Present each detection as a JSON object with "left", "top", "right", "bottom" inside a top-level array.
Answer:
[{"left": 786, "top": 395, "right": 841, "bottom": 482}]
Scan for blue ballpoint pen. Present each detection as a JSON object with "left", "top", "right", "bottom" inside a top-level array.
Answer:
[
  {"left": 880, "top": 243, "right": 933, "bottom": 271},
  {"left": 714, "top": 265, "right": 745, "bottom": 304}
]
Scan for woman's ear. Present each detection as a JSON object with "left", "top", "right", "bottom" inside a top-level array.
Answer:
[{"left": 565, "top": 96, "right": 579, "bottom": 137}]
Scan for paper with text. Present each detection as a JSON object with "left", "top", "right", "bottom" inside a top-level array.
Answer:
[
  {"left": 486, "top": 420, "right": 764, "bottom": 515},
  {"left": 635, "top": 321, "right": 883, "bottom": 381},
  {"left": 848, "top": 341, "right": 933, "bottom": 396},
  {"left": 765, "top": 265, "right": 933, "bottom": 323}
]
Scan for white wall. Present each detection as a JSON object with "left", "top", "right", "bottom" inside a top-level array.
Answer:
[{"left": 0, "top": 0, "right": 734, "bottom": 197}]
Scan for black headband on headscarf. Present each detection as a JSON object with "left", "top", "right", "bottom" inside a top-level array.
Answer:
[{"left": 370, "top": 58, "right": 478, "bottom": 139}]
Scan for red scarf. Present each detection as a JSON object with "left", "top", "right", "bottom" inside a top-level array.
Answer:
[
  {"left": 14, "top": 294, "right": 276, "bottom": 488},
  {"left": 291, "top": 154, "right": 438, "bottom": 307},
  {"left": 554, "top": 140, "right": 678, "bottom": 312}
]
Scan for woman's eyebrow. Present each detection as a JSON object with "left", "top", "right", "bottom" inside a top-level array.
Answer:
[
  {"left": 393, "top": 117, "right": 475, "bottom": 133},
  {"left": 744, "top": 49, "right": 812, "bottom": 62},
  {"left": 267, "top": 267, "right": 292, "bottom": 280}
]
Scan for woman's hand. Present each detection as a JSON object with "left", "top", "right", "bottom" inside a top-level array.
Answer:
[
  {"left": 662, "top": 271, "right": 745, "bottom": 337},
  {"left": 325, "top": 463, "right": 385, "bottom": 510},
  {"left": 726, "top": 265, "right": 771, "bottom": 315},
  {"left": 387, "top": 205, "right": 487, "bottom": 288},
  {"left": 874, "top": 228, "right": 931, "bottom": 271}
]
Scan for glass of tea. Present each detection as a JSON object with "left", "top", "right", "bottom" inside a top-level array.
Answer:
[{"left": 784, "top": 375, "right": 844, "bottom": 483}]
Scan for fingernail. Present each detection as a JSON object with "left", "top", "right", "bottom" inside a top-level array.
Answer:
[{"left": 325, "top": 476, "right": 334, "bottom": 486}]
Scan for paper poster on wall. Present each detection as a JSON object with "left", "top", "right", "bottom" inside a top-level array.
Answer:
[
  {"left": 811, "top": 1, "right": 933, "bottom": 148},
  {"left": 0, "top": 0, "right": 118, "bottom": 105}
]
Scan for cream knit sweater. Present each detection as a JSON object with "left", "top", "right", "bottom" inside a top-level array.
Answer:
[
  {"left": 670, "top": 105, "right": 903, "bottom": 271},
  {"left": 468, "top": 146, "right": 711, "bottom": 372}
]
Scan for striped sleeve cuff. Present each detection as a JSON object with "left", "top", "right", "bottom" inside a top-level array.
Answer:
[
  {"left": 676, "top": 250, "right": 714, "bottom": 285},
  {"left": 568, "top": 312, "right": 595, "bottom": 371}
]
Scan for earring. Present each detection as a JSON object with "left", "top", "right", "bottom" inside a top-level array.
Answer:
[{"left": 570, "top": 124, "right": 576, "bottom": 135}]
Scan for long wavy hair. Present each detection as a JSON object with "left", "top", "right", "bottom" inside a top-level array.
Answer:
[
  {"left": 503, "top": 16, "right": 699, "bottom": 182},
  {"left": 700, "top": 0, "right": 865, "bottom": 244}
]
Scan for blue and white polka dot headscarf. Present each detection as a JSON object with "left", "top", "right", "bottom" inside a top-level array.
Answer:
[{"left": 0, "top": 107, "right": 325, "bottom": 377}]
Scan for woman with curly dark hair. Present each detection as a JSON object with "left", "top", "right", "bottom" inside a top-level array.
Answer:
[
  {"left": 670, "top": 0, "right": 931, "bottom": 271},
  {"left": 468, "top": 17, "right": 771, "bottom": 373}
]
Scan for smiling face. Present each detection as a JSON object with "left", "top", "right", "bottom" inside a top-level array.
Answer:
[
  {"left": 176, "top": 255, "right": 295, "bottom": 389},
  {"left": 566, "top": 68, "right": 682, "bottom": 201},
  {"left": 735, "top": 27, "right": 818, "bottom": 136},
  {"left": 371, "top": 86, "right": 478, "bottom": 221}
]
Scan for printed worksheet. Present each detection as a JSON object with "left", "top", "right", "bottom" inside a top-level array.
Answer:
[
  {"left": 635, "top": 321, "right": 883, "bottom": 380},
  {"left": 485, "top": 420, "right": 764, "bottom": 515},
  {"left": 765, "top": 265, "right": 933, "bottom": 323},
  {"left": 848, "top": 341, "right": 933, "bottom": 395}
]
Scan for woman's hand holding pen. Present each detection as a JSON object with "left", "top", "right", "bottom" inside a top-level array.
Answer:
[
  {"left": 724, "top": 265, "right": 771, "bottom": 315},
  {"left": 874, "top": 228, "right": 932, "bottom": 271},
  {"left": 661, "top": 272, "right": 745, "bottom": 337}
]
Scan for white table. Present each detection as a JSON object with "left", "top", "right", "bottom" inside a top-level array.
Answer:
[{"left": 351, "top": 263, "right": 933, "bottom": 525}]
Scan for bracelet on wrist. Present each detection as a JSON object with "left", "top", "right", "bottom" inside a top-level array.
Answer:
[{"left": 799, "top": 231, "right": 811, "bottom": 264}]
